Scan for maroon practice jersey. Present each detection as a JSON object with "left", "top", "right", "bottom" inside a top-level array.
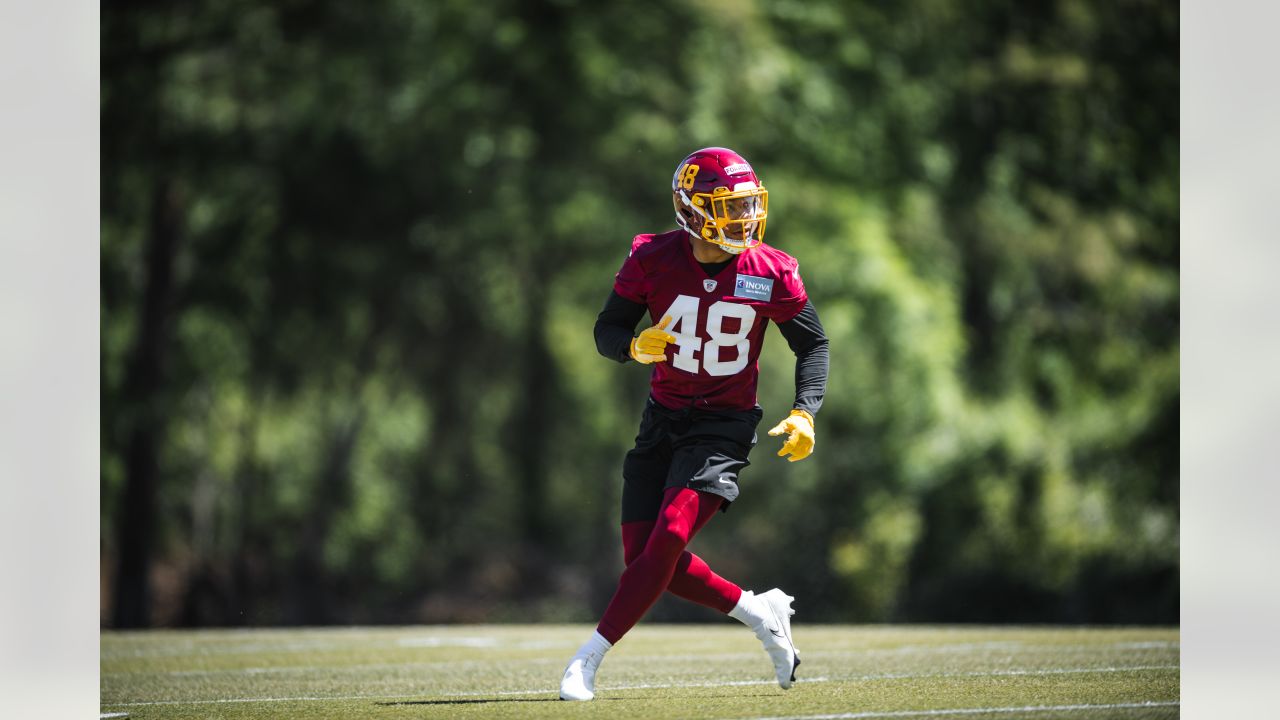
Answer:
[{"left": 614, "top": 229, "right": 808, "bottom": 412}]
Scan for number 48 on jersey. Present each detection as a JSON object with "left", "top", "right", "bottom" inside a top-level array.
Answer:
[{"left": 660, "top": 295, "right": 757, "bottom": 377}]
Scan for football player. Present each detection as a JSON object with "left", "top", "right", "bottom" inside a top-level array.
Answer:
[{"left": 559, "top": 147, "right": 830, "bottom": 701}]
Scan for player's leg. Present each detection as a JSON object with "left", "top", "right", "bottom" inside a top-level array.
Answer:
[
  {"left": 624, "top": 518, "right": 741, "bottom": 613},
  {"left": 657, "top": 407, "right": 754, "bottom": 616},
  {"left": 596, "top": 486, "right": 723, "bottom": 642},
  {"left": 624, "top": 507, "right": 797, "bottom": 688},
  {"left": 666, "top": 406, "right": 802, "bottom": 689},
  {"left": 620, "top": 520, "right": 654, "bottom": 565},
  {"left": 561, "top": 488, "right": 720, "bottom": 701},
  {"left": 668, "top": 550, "right": 741, "bottom": 612},
  {"left": 613, "top": 403, "right": 740, "bottom": 615}
]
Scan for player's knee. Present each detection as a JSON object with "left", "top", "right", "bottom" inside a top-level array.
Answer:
[
  {"left": 653, "top": 504, "right": 695, "bottom": 550},
  {"left": 642, "top": 530, "right": 687, "bottom": 570}
]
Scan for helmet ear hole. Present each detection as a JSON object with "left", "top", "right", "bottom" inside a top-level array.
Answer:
[{"left": 674, "top": 191, "right": 704, "bottom": 235}]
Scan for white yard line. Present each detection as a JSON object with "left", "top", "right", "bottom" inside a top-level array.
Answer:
[
  {"left": 102, "top": 665, "right": 1178, "bottom": 708},
  {"left": 610, "top": 677, "right": 833, "bottom": 692},
  {"left": 852, "top": 664, "right": 1179, "bottom": 682},
  {"left": 743, "top": 700, "right": 1180, "bottom": 719},
  {"left": 829, "top": 643, "right": 1179, "bottom": 658}
]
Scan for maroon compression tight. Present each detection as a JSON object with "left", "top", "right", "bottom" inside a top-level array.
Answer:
[{"left": 596, "top": 487, "right": 743, "bottom": 644}]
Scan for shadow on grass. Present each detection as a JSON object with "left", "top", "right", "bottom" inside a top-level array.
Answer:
[
  {"left": 379, "top": 693, "right": 776, "bottom": 706},
  {"left": 377, "top": 698, "right": 593, "bottom": 706}
]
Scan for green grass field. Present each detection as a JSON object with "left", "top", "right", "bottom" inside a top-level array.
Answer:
[{"left": 101, "top": 625, "right": 1178, "bottom": 719}]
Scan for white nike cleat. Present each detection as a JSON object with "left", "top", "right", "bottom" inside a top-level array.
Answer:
[
  {"left": 754, "top": 588, "right": 801, "bottom": 689},
  {"left": 559, "top": 649, "right": 603, "bottom": 701}
]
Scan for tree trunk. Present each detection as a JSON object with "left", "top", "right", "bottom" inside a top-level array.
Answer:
[
  {"left": 516, "top": 286, "right": 554, "bottom": 549},
  {"left": 111, "top": 179, "right": 182, "bottom": 628}
]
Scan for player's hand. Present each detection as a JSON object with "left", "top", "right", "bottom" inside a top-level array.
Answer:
[
  {"left": 768, "top": 409, "right": 815, "bottom": 462},
  {"left": 630, "top": 315, "right": 676, "bottom": 364}
]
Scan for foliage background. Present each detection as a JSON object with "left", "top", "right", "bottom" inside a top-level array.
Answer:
[{"left": 101, "top": 0, "right": 1178, "bottom": 628}]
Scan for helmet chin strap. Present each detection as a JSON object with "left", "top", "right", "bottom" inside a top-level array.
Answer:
[{"left": 705, "top": 223, "right": 754, "bottom": 254}]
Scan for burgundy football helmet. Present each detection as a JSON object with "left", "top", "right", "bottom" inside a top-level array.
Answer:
[{"left": 671, "top": 147, "right": 768, "bottom": 254}]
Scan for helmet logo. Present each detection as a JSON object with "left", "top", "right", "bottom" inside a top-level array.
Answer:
[
  {"left": 724, "top": 162, "right": 751, "bottom": 175},
  {"left": 703, "top": 279, "right": 718, "bottom": 293},
  {"left": 676, "top": 163, "right": 700, "bottom": 190}
]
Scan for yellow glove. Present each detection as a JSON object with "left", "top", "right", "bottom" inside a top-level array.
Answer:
[
  {"left": 768, "top": 409, "right": 815, "bottom": 462},
  {"left": 630, "top": 315, "right": 676, "bottom": 364}
]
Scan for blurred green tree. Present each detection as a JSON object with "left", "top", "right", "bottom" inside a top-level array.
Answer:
[{"left": 102, "top": 0, "right": 1177, "bottom": 627}]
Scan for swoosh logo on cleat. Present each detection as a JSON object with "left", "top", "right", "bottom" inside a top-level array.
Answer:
[{"left": 769, "top": 627, "right": 784, "bottom": 638}]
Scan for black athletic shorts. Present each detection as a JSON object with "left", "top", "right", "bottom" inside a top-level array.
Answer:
[{"left": 620, "top": 395, "right": 764, "bottom": 523}]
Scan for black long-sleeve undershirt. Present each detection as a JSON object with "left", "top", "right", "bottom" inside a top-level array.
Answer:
[
  {"left": 593, "top": 289, "right": 829, "bottom": 417},
  {"left": 774, "top": 299, "right": 829, "bottom": 417},
  {"left": 593, "top": 289, "right": 649, "bottom": 363}
]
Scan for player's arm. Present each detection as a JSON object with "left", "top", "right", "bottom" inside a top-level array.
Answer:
[
  {"left": 594, "top": 290, "right": 648, "bottom": 362},
  {"left": 594, "top": 290, "right": 677, "bottom": 364},
  {"left": 593, "top": 291, "right": 676, "bottom": 364},
  {"left": 768, "top": 300, "right": 829, "bottom": 462}
]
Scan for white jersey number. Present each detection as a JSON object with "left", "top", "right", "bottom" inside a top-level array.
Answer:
[{"left": 660, "top": 294, "right": 756, "bottom": 376}]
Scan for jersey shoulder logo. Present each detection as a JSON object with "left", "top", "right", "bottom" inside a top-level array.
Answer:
[
  {"left": 703, "top": 279, "right": 717, "bottom": 293},
  {"left": 734, "top": 274, "right": 774, "bottom": 301}
]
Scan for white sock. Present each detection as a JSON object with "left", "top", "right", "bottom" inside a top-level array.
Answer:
[
  {"left": 728, "top": 590, "right": 768, "bottom": 628},
  {"left": 575, "top": 630, "right": 613, "bottom": 659}
]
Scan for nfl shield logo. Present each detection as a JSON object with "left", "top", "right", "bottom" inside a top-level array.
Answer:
[{"left": 703, "top": 279, "right": 717, "bottom": 293}]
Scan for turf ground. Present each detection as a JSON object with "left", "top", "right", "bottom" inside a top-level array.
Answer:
[{"left": 101, "top": 624, "right": 1179, "bottom": 719}]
